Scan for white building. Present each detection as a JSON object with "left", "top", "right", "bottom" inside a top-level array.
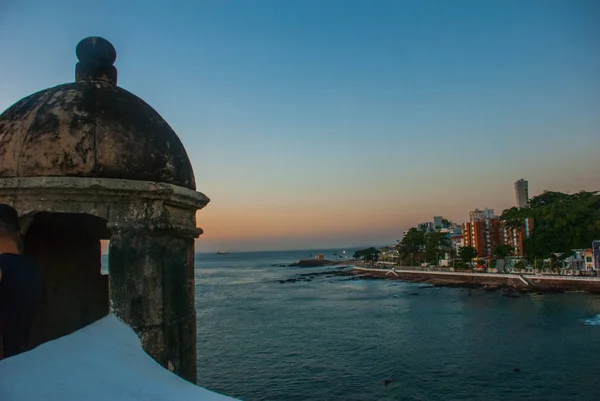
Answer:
[
  {"left": 515, "top": 179, "right": 529, "bottom": 208},
  {"left": 451, "top": 235, "right": 463, "bottom": 253},
  {"left": 451, "top": 224, "right": 463, "bottom": 236},
  {"left": 469, "top": 208, "right": 495, "bottom": 222},
  {"left": 564, "top": 250, "right": 587, "bottom": 273}
]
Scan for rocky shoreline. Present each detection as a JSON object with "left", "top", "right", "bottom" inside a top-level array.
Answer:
[
  {"left": 273, "top": 259, "right": 356, "bottom": 268},
  {"left": 275, "top": 266, "right": 599, "bottom": 295},
  {"left": 351, "top": 269, "right": 600, "bottom": 295},
  {"left": 277, "top": 267, "right": 352, "bottom": 284}
]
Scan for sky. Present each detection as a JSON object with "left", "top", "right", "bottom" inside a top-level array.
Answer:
[{"left": 1, "top": 0, "right": 599, "bottom": 252}]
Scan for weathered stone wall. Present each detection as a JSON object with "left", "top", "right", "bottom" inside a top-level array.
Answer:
[
  {"left": 0, "top": 36, "right": 209, "bottom": 385},
  {"left": 108, "top": 230, "right": 197, "bottom": 382},
  {"left": 0, "top": 176, "right": 208, "bottom": 382},
  {"left": 0, "top": 177, "right": 207, "bottom": 230}
]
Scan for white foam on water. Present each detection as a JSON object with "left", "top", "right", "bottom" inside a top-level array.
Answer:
[{"left": 583, "top": 314, "right": 600, "bottom": 326}]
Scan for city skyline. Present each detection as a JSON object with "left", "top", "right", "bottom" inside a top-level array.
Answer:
[{"left": 2, "top": 1, "right": 599, "bottom": 252}]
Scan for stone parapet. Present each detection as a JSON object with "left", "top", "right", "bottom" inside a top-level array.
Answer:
[{"left": 0, "top": 177, "right": 209, "bottom": 237}]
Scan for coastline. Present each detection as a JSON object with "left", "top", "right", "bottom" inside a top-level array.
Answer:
[{"left": 351, "top": 267, "right": 600, "bottom": 294}]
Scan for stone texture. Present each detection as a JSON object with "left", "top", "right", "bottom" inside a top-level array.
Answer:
[
  {"left": 0, "top": 82, "right": 196, "bottom": 189},
  {"left": 108, "top": 231, "right": 198, "bottom": 382},
  {"left": 75, "top": 37, "right": 118, "bottom": 85},
  {"left": 0, "top": 177, "right": 208, "bottom": 382},
  {"left": 0, "top": 37, "right": 209, "bottom": 383},
  {"left": 0, "top": 177, "right": 208, "bottom": 229}
]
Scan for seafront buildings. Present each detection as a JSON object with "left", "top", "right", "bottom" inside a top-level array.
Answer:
[
  {"left": 392, "top": 179, "right": 598, "bottom": 272},
  {"left": 462, "top": 217, "right": 534, "bottom": 258},
  {"left": 460, "top": 180, "right": 533, "bottom": 258},
  {"left": 405, "top": 180, "right": 533, "bottom": 259},
  {"left": 501, "top": 218, "right": 534, "bottom": 257}
]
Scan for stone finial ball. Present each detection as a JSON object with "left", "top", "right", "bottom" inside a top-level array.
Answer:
[{"left": 76, "top": 37, "right": 117, "bottom": 65}]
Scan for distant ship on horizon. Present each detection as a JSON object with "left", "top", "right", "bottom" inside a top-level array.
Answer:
[{"left": 216, "top": 251, "right": 229, "bottom": 255}]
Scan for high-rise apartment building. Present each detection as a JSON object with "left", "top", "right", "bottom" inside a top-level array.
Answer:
[
  {"left": 463, "top": 217, "right": 534, "bottom": 259},
  {"left": 469, "top": 208, "right": 495, "bottom": 222},
  {"left": 515, "top": 179, "right": 529, "bottom": 208},
  {"left": 433, "top": 216, "right": 444, "bottom": 229},
  {"left": 463, "top": 218, "right": 502, "bottom": 258},
  {"left": 500, "top": 217, "right": 534, "bottom": 257}
]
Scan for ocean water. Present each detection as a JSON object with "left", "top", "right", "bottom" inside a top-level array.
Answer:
[{"left": 194, "top": 250, "right": 600, "bottom": 401}]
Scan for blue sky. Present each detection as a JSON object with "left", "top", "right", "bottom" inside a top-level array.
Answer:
[{"left": 1, "top": 0, "right": 599, "bottom": 251}]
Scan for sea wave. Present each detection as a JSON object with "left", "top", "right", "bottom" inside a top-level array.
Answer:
[{"left": 583, "top": 314, "right": 600, "bottom": 326}]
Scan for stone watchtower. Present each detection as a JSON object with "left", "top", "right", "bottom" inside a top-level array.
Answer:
[{"left": 0, "top": 37, "right": 209, "bottom": 382}]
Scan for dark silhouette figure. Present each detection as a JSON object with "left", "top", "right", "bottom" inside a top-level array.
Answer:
[{"left": 0, "top": 204, "right": 42, "bottom": 359}]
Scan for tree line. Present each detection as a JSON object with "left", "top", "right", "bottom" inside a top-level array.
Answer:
[
  {"left": 396, "top": 226, "right": 480, "bottom": 268},
  {"left": 396, "top": 226, "right": 452, "bottom": 266},
  {"left": 501, "top": 190, "right": 600, "bottom": 267}
]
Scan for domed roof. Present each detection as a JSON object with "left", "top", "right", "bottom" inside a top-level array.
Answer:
[{"left": 0, "top": 37, "right": 196, "bottom": 190}]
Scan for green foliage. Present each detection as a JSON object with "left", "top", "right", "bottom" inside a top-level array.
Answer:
[
  {"left": 424, "top": 231, "right": 451, "bottom": 264},
  {"left": 514, "top": 260, "right": 526, "bottom": 269},
  {"left": 441, "top": 218, "right": 453, "bottom": 228},
  {"left": 493, "top": 244, "right": 513, "bottom": 259},
  {"left": 530, "top": 258, "right": 550, "bottom": 272},
  {"left": 398, "top": 227, "right": 426, "bottom": 255},
  {"left": 398, "top": 226, "right": 453, "bottom": 265},
  {"left": 458, "top": 246, "right": 477, "bottom": 266},
  {"left": 500, "top": 190, "right": 600, "bottom": 259},
  {"left": 353, "top": 247, "right": 381, "bottom": 266}
]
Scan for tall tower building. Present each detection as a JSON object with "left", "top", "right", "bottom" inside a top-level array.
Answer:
[{"left": 515, "top": 179, "right": 529, "bottom": 208}]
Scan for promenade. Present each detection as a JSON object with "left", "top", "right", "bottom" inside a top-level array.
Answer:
[{"left": 352, "top": 266, "right": 600, "bottom": 293}]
